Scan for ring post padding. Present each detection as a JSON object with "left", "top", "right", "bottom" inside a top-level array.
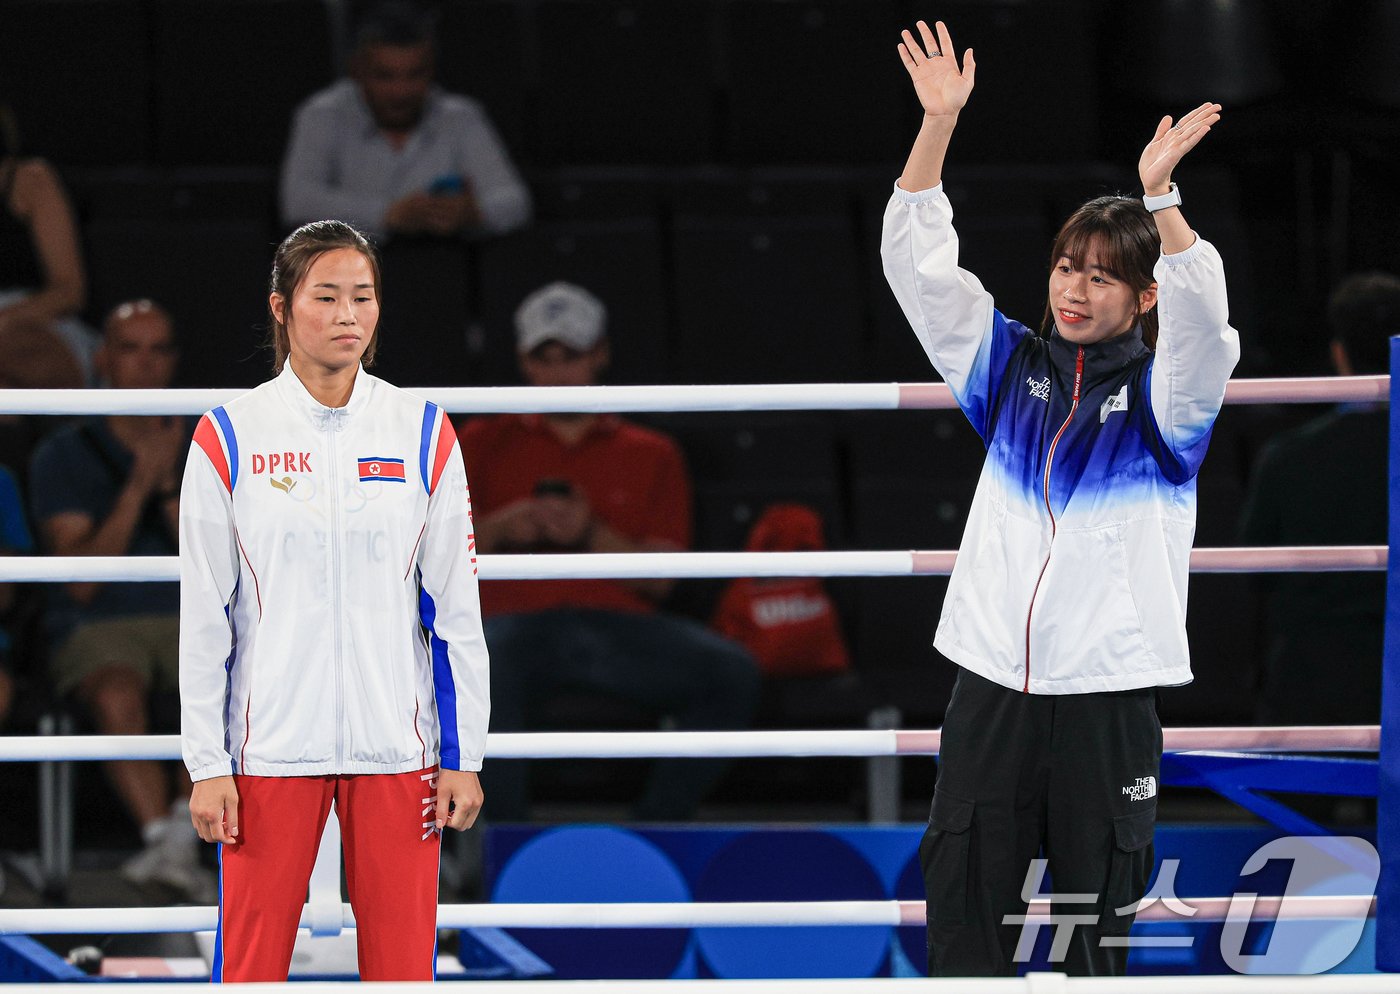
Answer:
[{"left": 1379, "top": 335, "right": 1400, "bottom": 971}]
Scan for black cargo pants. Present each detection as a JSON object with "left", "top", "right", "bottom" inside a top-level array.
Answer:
[{"left": 921, "top": 668, "right": 1161, "bottom": 977}]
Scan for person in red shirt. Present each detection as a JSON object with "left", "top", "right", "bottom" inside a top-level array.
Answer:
[{"left": 459, "top": 282, "right": 759, "bottom": 820}]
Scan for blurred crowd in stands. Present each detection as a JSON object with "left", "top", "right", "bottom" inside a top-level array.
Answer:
[{"left": 2, "top": 0, "right": 1399, "bottom": 901}]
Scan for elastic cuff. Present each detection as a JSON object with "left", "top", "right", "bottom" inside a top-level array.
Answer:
[
  {"left": 189, "top": 761, "right": 234, "bottom": 782},
  {"left": 1160, "top": 233, "right": 1205, "bottom": 267},
  {"left": 892, "top": 180, "right": 945, "bottom": 205}
]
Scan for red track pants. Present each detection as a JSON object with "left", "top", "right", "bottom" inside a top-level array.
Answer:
[{"left": 213, "top": 767, "right": 441, "bottom": 982}]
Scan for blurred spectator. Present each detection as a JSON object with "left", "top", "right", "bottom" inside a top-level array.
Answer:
[
  {"left": 28, "top": 300, "right": 213, "bottom": 901},
  {"left": 280, "top": 0, "right": 531, "bottom": 239},
  {"left": 0, "top": 461, "right": 34, "bottom": 732},
  {"left": 712, "top": 503, "right": 851, "bottom": 678},
  {"left": 0, "top": 104, "right": 98, "bottom": 385},
  {"left": 1238, "top": 271, "right": 1400, "bottom": 725},
  {"left": 459, "top": 282, "right": 760, "bottom": 820}
]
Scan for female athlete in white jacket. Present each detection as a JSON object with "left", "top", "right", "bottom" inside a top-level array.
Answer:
[
  {"left": 179, "top": 220, "right": 489, "bottom": 981},
  {"left": 882, "top": 20, "right": 1238, "bottom": 977}
]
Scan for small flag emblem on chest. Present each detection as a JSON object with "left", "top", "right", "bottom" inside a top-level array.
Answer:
[{"left": 358, "top": 457, "right": 406, "bottom": 482}]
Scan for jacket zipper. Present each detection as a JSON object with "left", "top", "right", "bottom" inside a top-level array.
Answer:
[
  {"left": 328, "top": 417, "right": 345, "bottom": 768},
  {"left": 1023, "top": 346, "right": 1085, "bottom": 692}
]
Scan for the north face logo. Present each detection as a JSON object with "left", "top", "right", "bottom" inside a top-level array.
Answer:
[
  {"left": 1122, "top": 775, "right": 1157, "bottom": 801},
  {"left": 1027, "top": 376, "right": 1051, "bottom": 402}
]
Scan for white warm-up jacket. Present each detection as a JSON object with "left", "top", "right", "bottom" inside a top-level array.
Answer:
[
  {"left": 882, "top": 183, "right": 1240, "bottom": 695},
  {"left": 179, "top": 361, "right": 489, "bottom": 781}
]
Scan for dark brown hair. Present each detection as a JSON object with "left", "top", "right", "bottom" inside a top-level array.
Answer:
[
  {"left": 268, "top": 220, "right": 382, "bottom": 374},
  {"left": 1328, "top": 271, "right": 1400, "bottom": 375},
  {"left": 1040, "top": 195, "right": 1161, "bottom": 349}
]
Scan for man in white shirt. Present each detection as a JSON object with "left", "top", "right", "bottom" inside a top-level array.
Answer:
[{"left": 280, "top": 0, "right": 531, "bottom": 240}]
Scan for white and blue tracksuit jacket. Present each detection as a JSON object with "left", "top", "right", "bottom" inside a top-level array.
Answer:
[
  {"left": 179, "top": 361, "right": 489, "bottom": 781},
  {"left": 881, "top": 182, "right": 1240, "bottom": 695}
]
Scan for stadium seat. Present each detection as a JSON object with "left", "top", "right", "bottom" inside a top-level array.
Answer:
[
  {"left": 667, "top": 166, "right": 854, "bottom": 218},
  {"left": 151, "top": 0, "right": 335, "bottom": 166},
  {"left": 842, "top": 411, "right": 984, "bottom": 547},
  {"left": 693, "top": 481, "right": 844, "bottom": 555},
  {"left": 532, "top": 1, "right": 718, "bottom": 165},
  {"left": 846, "top": 576, "right": 954, "bottom": 726},
  {"left": 656, "top": 411, "right": 844, "bottom": 549},
  {"left": 671, "top": 213, "right": 866, "bottom": 383},
  {"left": 1162, "top": 573, "right": 1260, "bottom": 726},
  {"left": 69, "top": 166, "right": 277, "bottom": 223},
  {"left": 914, "top": 1, "right": 1098, "bottom": 164},
  {"left": 435, "top": 0, "right": 533, "bottom": 154},
  {"left": 529, "top": 166, "right": 667, "bottom": 222},
  {"left": 719, "top": 0, "right": 910, "bottom": 165},
  {"left": 1114, "top": 0, "right": 1284, "bottom": 107},
  {"left": 0, "top": 0, "right": 152, "bottom": 166},
  {"left": 83, "top": 217, "right": 272, "bottom": 388},
  {"left": 372, "top": 238, "right": 478, "bottom": 389}
]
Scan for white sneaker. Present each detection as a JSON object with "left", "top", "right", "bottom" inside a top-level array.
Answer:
[{"left": 121, "top": 814, "right": 219, "bottom": 905}]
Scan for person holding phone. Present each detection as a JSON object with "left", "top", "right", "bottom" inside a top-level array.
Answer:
[
  {"left": 881, "top": 20, "right": 1238, "bottom": 977},
  {"left": 459, "top": 282, "right": 760, "bottom": 822},
  {"left": 280, "top": 1, "right": 530, "bottom": 239}
]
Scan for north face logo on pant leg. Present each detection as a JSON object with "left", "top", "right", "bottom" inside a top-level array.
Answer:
[{"left": 1122, "top": 776, "right": 1157, "bottom": 801}]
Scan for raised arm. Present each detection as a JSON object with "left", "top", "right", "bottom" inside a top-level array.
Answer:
[
  {"left": 883, "top": 20, "right": 1031, "bottom": 438},
  {"left": 896, "top": 20, "right": 975, "bottom": 193},
  {"left": 1137, "top": 103, "right": 1240, "bottom": 468},
  {"left": 0, "top": 161, "right": 87, "bottom": 326},
  {"left": 1138, "top": 101, "right": 1221, "bottom": 254}
]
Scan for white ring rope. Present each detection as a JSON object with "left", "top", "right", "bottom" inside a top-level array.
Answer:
[
  {"left": 0, "top": 546, "right": 1383, "bottom": 585},
  {"left": 0, "top": 375, "right": 1386, "bottom": 417},
  {"left": 0, "top": 895, "right": 1377, "bottom": 936},
  {"left": 0, "top": 726, "right": 1377, "bottom": 763}
]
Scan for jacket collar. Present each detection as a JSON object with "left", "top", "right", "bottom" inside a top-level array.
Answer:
[
  {"left": 277, "top": 359, "right": 374, "bottom": 431},
  {"left": 1047, "top": 323, "right": 1150, "bottom": 378}
]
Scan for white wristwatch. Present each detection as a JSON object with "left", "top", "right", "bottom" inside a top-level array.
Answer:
[{"left": 1143, "top": 183, "right": 1182, "bottom": 213}]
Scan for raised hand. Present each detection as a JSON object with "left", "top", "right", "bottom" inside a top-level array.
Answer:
[
  {"left": 897, "top": 20, "right": 975, "bottom": 118},
  {"left": 1139, "top": 102, "right": 1222, "bottom": 195}
]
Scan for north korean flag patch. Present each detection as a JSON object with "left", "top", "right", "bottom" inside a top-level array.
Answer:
[{"left": 358, "top": 456, "right": 406, "bottom": 483}]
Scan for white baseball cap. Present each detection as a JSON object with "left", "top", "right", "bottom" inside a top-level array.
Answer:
[{"left": 514, "top": 281, "right": 607, "bottom": 354}]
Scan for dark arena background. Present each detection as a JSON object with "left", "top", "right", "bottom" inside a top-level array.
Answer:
[{"left": 1, "top": 0, "right": 1399, "bottom": 985}]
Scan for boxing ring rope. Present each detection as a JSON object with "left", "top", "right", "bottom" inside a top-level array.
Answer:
[
  {"left": 0, "top": 374, "right": 1386, "bottom": 417},
  {"left": 0, "top": 545, "right": 1384, "bottom": 585},
  {"left": 0, "top": 725, "right": 1380, "bottom": 764},
  {"left": 0, "top": 894, "right": 1379, "bottom": 936},
  {"left": 1, "top": 373, "right": 1391, "bottom": 980}
]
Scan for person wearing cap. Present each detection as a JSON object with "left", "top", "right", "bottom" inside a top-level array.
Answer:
[{"left": 458, "top": 282, "right": 760, "bottom": 821}]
